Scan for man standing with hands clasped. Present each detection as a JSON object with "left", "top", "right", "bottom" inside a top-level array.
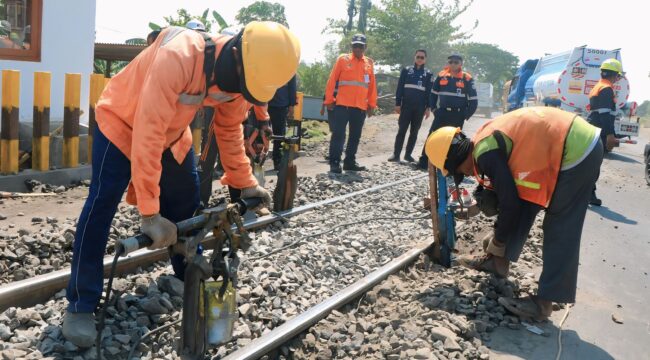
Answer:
[
  {"left": 417, "top": 52, "right": 477, "bottom": 170},
  {"left": 324, "top": 33, "right": 378, "bottom": 173},
  {"left": 389, "top": 49, "right": 432, "bottom": 163}
]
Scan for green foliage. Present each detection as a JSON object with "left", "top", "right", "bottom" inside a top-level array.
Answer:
[
  {"left": 93, "top": 60, "right": 128, "bottom": 77},
  {"left": 149, "top": 8, "right": 230, "bottom": 32},
  {"left": 297, "top": 61, "right": 332, "bottom": 97},
  {"left": 455, "top": 42, "right": 519, "bottom": 88},
  {"left": 365, "top": 0, "right": 476, "bottom": 69},
  {"left": 235, "top": 1, "right": 288, "bottom": 26},
  {"left": 125, "top": 38, "right": 147, "bottom": 45}
]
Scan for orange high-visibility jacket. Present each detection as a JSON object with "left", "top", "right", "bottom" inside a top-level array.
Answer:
[
  {"left": 472, "top": 107, "right": 575, "bottom": 207},
  {"left": 324, "top": 53, "right": 377, "bottom": 111},
  {"left": 96, "top": 27, "right": 258, "bottom": 215}
]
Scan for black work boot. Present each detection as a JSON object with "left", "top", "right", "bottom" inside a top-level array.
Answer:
[
  {"left": 343, "top": 162, "right": 367, "bottom": 171},
  {"left": 416, "top": 156, "right": 428, "bottom": 170},
  {"left": 388, "top": 154, "right": 400, "bottom": 162},
  {"left": 589, "top": 191, "right": 602, "bottom": 206},
  {"left": 330, "top": 161, "right": 342, "bottom": 174},
  {"left": 404, "top": 154, "right": 416, "bottom": 163}
]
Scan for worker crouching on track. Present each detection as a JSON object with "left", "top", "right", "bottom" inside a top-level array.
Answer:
[
  {"left": 426, "top": 107, "right": 603, "bottom": 319},
  {"left": 417, "top": 53, "right": 477, "bottom": 170},
  {"left": 587, "top": 58, "right": 624, "bottom": 206},
  {"left": 388, "top": 49, "right": 432, "bottom": 163},
  {"left": 62, "top": 22, "right": 300, "bottom": 347},
  {"left": 324, "top": 34, "right": 378, "bottom": 174}
]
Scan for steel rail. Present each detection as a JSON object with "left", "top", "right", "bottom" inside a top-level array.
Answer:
[
  {"left": 0, "top": 174, "right": 427, "bottom": 311},
  {"left": 221, "top": 238, "right": 435, "bottom": 360}
]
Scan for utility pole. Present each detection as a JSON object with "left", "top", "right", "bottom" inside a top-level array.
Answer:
[
  {"left": 357, "top": 0, "right": 371, "bottom": 34},
  {"left": 345, "top": 0, "right": 356, "bottom": 34}
]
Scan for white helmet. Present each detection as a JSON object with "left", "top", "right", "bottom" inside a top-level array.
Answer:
[
  {"left": 185, "top": 19, "right": 206, "bottom": 32},
  {"left": 220, "top": 25, "right": 243, "bottom": 36}
]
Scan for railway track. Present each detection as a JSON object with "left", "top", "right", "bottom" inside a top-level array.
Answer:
[
  {"left": 0, "top": 166, "right": 547, "bottom": 360},
  {"left": 0, "top": 173, "right": 428, "bottom": 312}
]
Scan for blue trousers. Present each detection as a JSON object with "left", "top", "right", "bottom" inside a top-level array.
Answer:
[
  {"left": 66, "top": 127, "right": 199, "bottom": 313},
  {"left": 328, "top": 105, "right": 366, "bottom": 165}
]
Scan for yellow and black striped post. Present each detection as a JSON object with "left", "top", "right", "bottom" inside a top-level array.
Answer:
[
  {"left": 32, "top": 72, "right": 51, "bottom": 171},
  {"left": 1, "top": 70, "right": 20, "bottom": 174},
  {"left": 88, "top": 74, "right": 106, "bottom": 163},
  {"left": 63, "top": 73, "right": 81, "bottom": 168}
]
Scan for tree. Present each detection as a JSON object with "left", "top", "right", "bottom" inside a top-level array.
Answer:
[
  {"left": 366, "top": 0, "right": 476, "bottom": 69},
  {"left": 456, "top": 42, "right": 519, "bottom": 88},
  {"left": 149, "top": 8, "right": 229, "bottom": 33},
  {"left": 297, "top": 61, "right": 331, "bottom": 97},
  {"left": 326, "top": 0, "right": 476, "bottom": 69},
  {"left": 235, "top": 1, "right": 288, "bottom": 26}
]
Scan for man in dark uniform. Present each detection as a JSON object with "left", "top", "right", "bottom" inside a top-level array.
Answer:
[
  {"left": 417, "top": 53, "right": 478, "bottom": 169},
  {"left": 389, "top": 49, "right": 432, "bottom": 163},
  {"left": 587, "top": 58, "right": 623, "bottom": 206},
  {"left": 269, "top": 75, "right": 298, "bottom": 170}
]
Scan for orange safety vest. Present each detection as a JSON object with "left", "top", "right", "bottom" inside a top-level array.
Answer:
[
  {"left": 472, "top": 107, "right": 575, "bottom": 207},
  {"left": 97, "top": 27, "right": 257, "bottom": 215},
  {"left": 588, "top": 78, "right": 613, "bottom": 99},
  {"left": 324, "top": 54, "right": 377, "bottom": 110}
]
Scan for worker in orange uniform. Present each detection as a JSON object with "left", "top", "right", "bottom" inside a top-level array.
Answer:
[
  {"left": 426, "top": 107, "right": 603, "bottom": 320},
  {"left": 587, "top": 58, "right": 624, "bottom": 206},
  {"left": 62, "top": 22, "right": 300, "bottom": 347},
  {"left": 324, "top": 34, "right": 377, "bottom": 173}
]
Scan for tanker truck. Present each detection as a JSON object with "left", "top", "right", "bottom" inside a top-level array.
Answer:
[{"left": 506, "top": 46, "right": 639, "bottom": 138}]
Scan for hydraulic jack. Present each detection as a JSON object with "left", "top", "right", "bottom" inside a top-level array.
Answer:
[{"left": 106, "top": 198, "right": 261, "bottom": 360}]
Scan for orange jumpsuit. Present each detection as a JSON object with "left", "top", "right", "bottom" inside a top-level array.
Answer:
[{"left": 96, "top": 27, "right": 258, "bottom": 215}]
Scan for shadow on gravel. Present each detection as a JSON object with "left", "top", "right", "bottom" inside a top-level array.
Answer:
[
  {"left": 326, "top": 172, "right": 365, "bottom": 183},
  {"left": 605, "top": 152, "right": 642, "bottom": 164},
  {"left": 488, "top": 326, "right": 614, "bottom": 360},
  {"left": 588, "top": 205, "right": 638, "bottom": 225}
]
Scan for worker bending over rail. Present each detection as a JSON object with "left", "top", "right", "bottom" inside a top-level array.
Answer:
[
  {"left": 62, "top": 22, "right": 300, "bottom": 347},
  {"left": 426, "top": 107, "right": 602, "bottom": 319}
]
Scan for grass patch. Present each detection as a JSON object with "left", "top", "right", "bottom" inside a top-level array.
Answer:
[{"left": 301, "top": 120, "right": 330, "bottom": 144}]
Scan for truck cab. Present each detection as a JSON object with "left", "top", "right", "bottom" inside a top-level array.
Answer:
[{"left": 507, "top": 59, "right": 538, "bottom": 111}]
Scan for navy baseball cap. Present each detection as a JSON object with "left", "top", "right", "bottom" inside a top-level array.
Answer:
[
  {"left": 351, "top": 34, "right": 367, "bottom": 45},
  {"left": 448, "top": 53, "right": 463, "bottom": 61}
]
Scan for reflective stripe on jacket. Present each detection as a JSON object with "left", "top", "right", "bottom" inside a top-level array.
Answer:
[
  {"left": 97, "top": 27, "right": 257, "bottom": 215},
  {"left": 324, "top": 54, "right": 377, "bottom": 110},
  {"left": 471, "top": 107, "right": 576, "bottom": 207},
  {"left": 430, "top": 66, "right": 478, "bottom": 118},
  {"left": 395, "top": 65, "right": 433, "bottom": 108}
]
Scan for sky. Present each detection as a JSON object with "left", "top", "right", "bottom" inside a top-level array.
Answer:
[{"left": 95, "top": 0, "right": 649, "bottom": 102}]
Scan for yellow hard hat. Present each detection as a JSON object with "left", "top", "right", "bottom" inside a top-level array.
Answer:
[
  {"left": 240, "top": 21, "right": 301, "bottom": 104},
  {"left": 424, "top": 127, "right": 461, "bottom": 175},
  {"left": 600, "top": 58, "right": 623, "bottom": 75}
]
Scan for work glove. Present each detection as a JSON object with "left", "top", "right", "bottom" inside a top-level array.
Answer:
[
  {"left": 141, "top": 214, "right": 177, "bottom": 250},
  {"left": 241, "top": 185, "right": 272, "bottom": 211}
]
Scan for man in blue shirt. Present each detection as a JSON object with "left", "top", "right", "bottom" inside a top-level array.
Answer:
[
  {"left": 389, "top": 49, "right": 432, "bottom": 163},
  {"left": 269, "top": 76, "right": 298, "bottom": 170}
]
